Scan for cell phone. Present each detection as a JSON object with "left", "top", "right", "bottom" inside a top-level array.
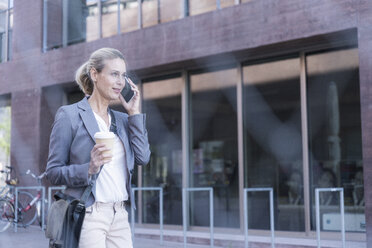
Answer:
[{"left": 121, "top": 76, "right": 135, "bottom": 102}]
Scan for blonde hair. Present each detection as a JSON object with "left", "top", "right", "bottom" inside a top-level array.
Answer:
[{"left": 75, "top": 48, "right": 126, "bottom": 95}]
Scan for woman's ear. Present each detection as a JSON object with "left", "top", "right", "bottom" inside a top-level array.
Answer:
[{"left": 90, "top": 68, "right": 98, "bottom": 82}]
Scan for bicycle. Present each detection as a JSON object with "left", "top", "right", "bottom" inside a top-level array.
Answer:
[{"left": 0, "top": 166, "right": 46, "bottom": 232}]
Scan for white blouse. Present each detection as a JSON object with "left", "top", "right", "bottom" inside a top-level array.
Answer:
[{"left": 93, "top": 111, "right": 129, "bottom": 203}]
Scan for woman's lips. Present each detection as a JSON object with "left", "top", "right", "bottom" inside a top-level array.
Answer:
[{"left": 113, "top": 88, "right": 121, "bottom": 94}]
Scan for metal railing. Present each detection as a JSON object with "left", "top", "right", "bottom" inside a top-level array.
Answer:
[
  {"left": 244, "top": 187, "right": 275, "bottom": 248},
  {"left": 182, "top": 187, "right": 214, "bottom": 248},
  {"left": 131, "top": 187, "right": 164, "bottom": 245},
  {"left": 315, "top": 187, "right": 345, "bottom": 248},
  {"left": 14, "top": 186, "right": 46, "bottom": 232}
]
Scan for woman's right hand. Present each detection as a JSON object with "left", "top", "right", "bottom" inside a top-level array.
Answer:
[{"left": 89, "top": 143, "right": 113, "bottom": 175}]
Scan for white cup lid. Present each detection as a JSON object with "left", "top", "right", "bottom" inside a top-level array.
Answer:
[{"left": 94, "top": 131, "right": 115, "bottom": 139}]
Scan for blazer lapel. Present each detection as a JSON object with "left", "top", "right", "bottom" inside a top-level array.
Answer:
[
  {"left": 112, "top": 111, "right": 133, "bottom": 170},
  {"left": 78, "top": 97, "right": 99, "bottom": 142},
  {"left": 113, "top": 111, "right": 130, "bottom": 149}
]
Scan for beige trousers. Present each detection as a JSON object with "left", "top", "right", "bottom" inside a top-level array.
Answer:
[{"left": 79, "top": 201, "right": 133, "bottom": 248}]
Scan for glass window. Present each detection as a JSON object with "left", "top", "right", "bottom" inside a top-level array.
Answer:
[
  {"left": 221, "top": 0, "right": 235, "bottom": 9},
  {"left": 306, "top": 48, "right": 365, "bottom": 232},
  {"left": 120, "top": 0, "right": 138, "bottom": 33},
  {"left": 45, "top": 0, "right": 98, "bottom": 49},
  {"left": 141, "top": 77, "right": 183, "bottom": 225},
  {"left": 67, "top": 0, "right": 89, "bottom": 45},
  {"left": 160, "top": 0, "right": 182, "bottom": 23},
  {"left": 0, "top": 99, "right": 11, "bottom": 191},
  {"left": 243, "top": 58, "right": 303, "bottom": 231},
  {"left": 85, "top": 0, "right": 100, "bottom": 42},
  {"left": 189, "top": 0, "right": 216, "bottom": 16},
  {"left": 142, "top": 0, "right": 158, "bottom": 28},
  {"left": 101, "top": 0, "right": 118, "bottom": 38},
  {"left": 46, "top": 0, "right": 63, "bottom": 49},
  {"left": 0, "top": 0, "right": 11, "bottom": 62},
  {"left": 0, "top": 10, "right": 6, "bottom": 62},
  {"left": 190, "top": 68, "right": 239, "bottom": 228},
  {"left": 7, "top": 7, "right": 11, "bottom": 60}
]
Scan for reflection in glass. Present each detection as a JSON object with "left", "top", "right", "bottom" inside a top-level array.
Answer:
[
  {"left": 7, "top": 9, "right": 11, "bottom": 60},
  {"left": 243, "top": 58, "right": 303, "bottom": 231},
  {"left": 220, "top": 0, "right": 235, "bottom": 9},
  {"left": 45, "top": 0, "right": 99, "bottom": 48},
  {"left": 160, "top": 0, "right": 182, "bottom": 23},
  {"left": 68, "top": 0, "right": 89, "bottom": 45},
  {"left": 0, "top": 11, "right": 5, "bottom": 62},
  {"left": 306, "top": 48, "right": 365, "bottom": 232},
  {"left": 46, "top": 0, "right": 63, "bottom": 49},
  {"left": 101, "top": 0, "right": 118, "bottom": 38},
  {"left": 0, "top": 104, "right": 11, "bottom": 191},
  {"left": 120, "top": 0, "right": 138, "bottom": 33},
  {"left": 190, "top": 69, "right": 239, "bottom": 228},
  {"left": 0, "top": 105, "right": 11, "bottom": 167},
  {"left": 142, "top": 77, "right": 183, "bottom": 225},
  {"left": 0, "top": 0, "right": 7, "bottom": 11},
  {"left": 86, "top": 0, "right": 99, "bottom": 42},
  {"left": 189, "top": 0, "right": 216, "bottom": 16},
  {"left": 142, "top": 0, "right": 158, "bottom": 28}
]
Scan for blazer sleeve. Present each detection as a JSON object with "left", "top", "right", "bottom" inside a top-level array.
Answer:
[
  {"left": 127, "top": 114, "right": 151, "bottom": 166},
  {"left": 46, "top": 107, "right": 90, "bottom": 187}
]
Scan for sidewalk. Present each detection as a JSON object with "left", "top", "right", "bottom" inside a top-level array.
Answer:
[
  {"left": 0, "top": 225, "right": 366, "bottom": 248},
  {"left": 0, "top": 225, "right": 211, "bottom": 248}
]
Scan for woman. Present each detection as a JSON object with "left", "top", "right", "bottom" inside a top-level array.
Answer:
[{"left": 46, "top": 48, "right": 150, "bottom": 247}]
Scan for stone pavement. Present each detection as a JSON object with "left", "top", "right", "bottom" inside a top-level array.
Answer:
[
  {"left": 0, "top": 225, "right": 367, "bottom": 248},
  {"left": 0, "top": 225, "right": 211, "bottom": 248}
]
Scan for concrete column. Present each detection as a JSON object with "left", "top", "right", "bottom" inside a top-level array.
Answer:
[
  {"left": 39, "top": 85, "right": 66, "bottom": 179},
  {"left": 10, "top": 88, "right": 42, "bottom": 186},
  {"left": 12, "top": 0, "right": 44, "bottom": 59},
  {"left": 358, "top": 1, "right": 372, "bottom": 246}
]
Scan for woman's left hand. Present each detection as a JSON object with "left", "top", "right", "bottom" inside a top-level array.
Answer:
[{"left": 119, "top": 77, "right": 141, "bottom": 115}]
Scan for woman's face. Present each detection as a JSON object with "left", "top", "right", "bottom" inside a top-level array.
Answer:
[{"left": 92, "top": 58, "right": 127, "bottom": 101}]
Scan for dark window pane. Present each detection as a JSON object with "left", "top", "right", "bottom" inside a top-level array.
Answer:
[
  {"left": 0, "top": 11, "right": 5, "bottom": 62},
  {"left": 190, "top": 68, "right": 239, "bottom": 228},
  {"left": 68, "top": 0, "right": 89, "bottom": 45},
  {"left": 243, "top": 58, "right": 303, "bottom": 231},
  {"left": 45, "top": 0, "right": 98, "bottom": 49},
  {"left": 307, "top": 48, "right": 365, "bottom": 232},
  {"left": 46, "top": 0, "right": 63, "bottom": 49}
]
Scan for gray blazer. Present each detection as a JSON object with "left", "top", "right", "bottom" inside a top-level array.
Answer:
[{"left": 46, "top": 97, "right": 151, "bottom": 207}]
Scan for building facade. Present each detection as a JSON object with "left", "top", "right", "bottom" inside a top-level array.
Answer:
[{"left": 0, "top": 0, "right": 371, "bottom": 247}]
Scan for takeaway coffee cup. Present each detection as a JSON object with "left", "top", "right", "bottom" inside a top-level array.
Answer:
[{"left": 94, "top": 131, "right": 115, "bottom": 156}]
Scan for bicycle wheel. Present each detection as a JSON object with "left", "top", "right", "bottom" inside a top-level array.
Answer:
[
  {"left": 0, "top": 199, "right": 14, "bottom": 232},
  {"left": 16, "top": 191, "right": 37, "bottom": 227}
]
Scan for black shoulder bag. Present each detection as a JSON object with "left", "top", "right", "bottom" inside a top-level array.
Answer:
[
  {"left": 45, "top": 181, "right": 94, "bottom": 248},
  {"left": 45, "top": 109, "right": 117, "bottom": 248},
  {"left": 46, "top": 109, "right": 118, "bottom": 248}
]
